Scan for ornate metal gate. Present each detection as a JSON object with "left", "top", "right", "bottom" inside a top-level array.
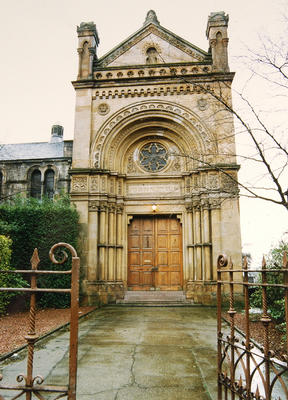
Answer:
[
  {"left": 0, "top": 242, "right": 79, "bottom": 400},
  {"left": 217, "top": 253, "right": 288, "bottom": 399}
]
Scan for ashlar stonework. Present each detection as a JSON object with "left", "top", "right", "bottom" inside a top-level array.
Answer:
[{"left": 70, "top": 10, "right": 242, "bottom": 305}]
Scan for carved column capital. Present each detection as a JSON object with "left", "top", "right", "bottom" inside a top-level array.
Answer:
[
  {"left": 88, "top": 200, "right": 99, "bottom": 212},
  {"left": 210, "top": 39, "right": 216, "bottom": 48},
  {"left": 116, "top": 205, "right": 124, "bottom": 214},
  {"left": 209, "top": 197, "right": 222, "bottom": 209},
  {"left": 222, "top": 38, "right": 229, "bottom": 48},
  {"left": 99, "top": 203, "right": 107, "bottom": 212}
]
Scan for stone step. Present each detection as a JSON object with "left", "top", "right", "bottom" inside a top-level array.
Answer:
[{"left": 116, "top": 291, "right": 194, "bottom": 306}]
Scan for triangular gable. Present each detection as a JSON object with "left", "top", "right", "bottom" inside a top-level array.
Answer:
[{"left": 96, "top": 20, "right": 209, "bottom": 68}]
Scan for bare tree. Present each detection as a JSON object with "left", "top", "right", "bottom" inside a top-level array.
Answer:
[{"left": 170, "top": 32, "right": 288, "bottom": 211}]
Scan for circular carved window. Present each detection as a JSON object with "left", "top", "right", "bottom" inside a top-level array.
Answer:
[{"left": 139, "top": 142, "right": 168, "bottom": 172}]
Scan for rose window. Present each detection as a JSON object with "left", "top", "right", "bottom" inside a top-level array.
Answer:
[{"left": 139, "top": 142, "right": 168, "bottom": 172}]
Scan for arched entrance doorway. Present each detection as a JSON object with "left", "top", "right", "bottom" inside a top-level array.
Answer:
[{"left": 128, "top": 215, "right": 183, "bottom": 291}]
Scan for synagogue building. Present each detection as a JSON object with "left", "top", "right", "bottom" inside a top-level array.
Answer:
[{"left": 0, "top": 11, "right": 242, "bottom": 305}]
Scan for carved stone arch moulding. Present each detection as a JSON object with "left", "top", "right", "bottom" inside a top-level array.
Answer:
[
  {"left": 107, "top": 122, "right": 195, "bottom": 173},
  {"left": 91, "top": 100, "right": 217, "bottom": 169}
]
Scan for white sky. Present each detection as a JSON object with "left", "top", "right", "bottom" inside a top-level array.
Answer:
[{"left": 1, "top": 0, "right": 287, "bottom": 264}]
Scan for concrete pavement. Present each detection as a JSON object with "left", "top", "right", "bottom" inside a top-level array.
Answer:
[{"left": 0, "top": 306, "right": 218, "bottom": 399}]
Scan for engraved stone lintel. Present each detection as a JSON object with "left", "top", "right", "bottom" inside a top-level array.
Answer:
[{"left": 127, "top": 182, "right": 181, "bottom": 196}]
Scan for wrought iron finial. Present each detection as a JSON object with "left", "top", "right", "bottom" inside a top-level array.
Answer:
[
  {"left": 30, "top": 248, "right": 40, "bottom": 270},
  {"left": 49, "top": 242, "right": 78, "bottom": 265},
  {"left": 283, "top": 251, "right": 287, "bottom": 268},
  {"left": 144, "top": 10, "right": 160, "bottom": 26}
]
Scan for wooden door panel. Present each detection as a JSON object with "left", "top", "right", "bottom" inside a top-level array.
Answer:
[
  {"left": 170, "top": 251, "right": 181, "bottom": 265},
  {"left": 128, "top": 216, "right": 182, "bottom": 290},
  {"left": 157, "top": 236, "right": 168, "bottom": 249},
  {"left": 129, "top": 235, "right": 141, "bottom": 248},
  {"left": 142, "top": 272, "right": 153, "bottom": 285},
  {"left": 129, "top": 271, "right": 140, "bottom": 284},
  {"left": 128, "top": 252, "right": 140, "bottom": 266},
  {"left": 171, "top": 271, "right": 181, "bottom": 284},
  {"left": 157, "top": 251, "right": 168, "bottom": 266},
  {"left": 170, "top": 235, "right": 180, "bottom": 249}
]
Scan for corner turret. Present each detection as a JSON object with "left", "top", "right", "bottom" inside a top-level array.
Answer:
[
  {"left": 206, "top": 12, "right": 229, "bottom": 72},
  {"left": 77, "top": 22, "right": 99, "bottom": 79}
]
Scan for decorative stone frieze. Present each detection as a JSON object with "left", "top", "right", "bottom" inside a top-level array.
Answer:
[
  {"left": 93, "top": 65, "right": 212, "bottom": 81},
  {"left": 92, "top": 83, "right": 213, "bottom": 100},
  {"left": 71, "top": 176, "right": 88, "bottom": 192}
]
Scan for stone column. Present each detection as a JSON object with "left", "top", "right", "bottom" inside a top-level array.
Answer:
[
  {"left": 193, "top": 202, "right": 202, "bottom": 281},
  {"left": 116, "top": 206, "right": 123, "bottom": 281},
  {"left": 88, "top": 47, "right": 95, "bottom": 79},
  {"left": 88, "top": 201, "right": 99, "bottom": 281},
  {"left": 186, "top": 206, "right": 194, "bottom": 281},
  {"left": 99, "top": 203, "right": 107, "bottom": 281},
  {"left": 202, "top": 203, "right": 212, "bottom": 281},
  {"left": 108, "top": 205, "right": 115, "bottom": 281},
  {"left": 77, "top": 48, "right": 83, "bottom": 80}
]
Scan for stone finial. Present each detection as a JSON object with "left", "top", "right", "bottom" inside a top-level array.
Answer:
[
  {"left": 77, "top": 21, "right": 99, "bottom": 45},
  {"left": 143, "top": 10, "right": 160, "bottom": 26},
  {"left": 208, "top": 12, "right": 229, "bottom": 24},
  {"left": 206, "top": 12, "right": 229, "bottom": 38}
]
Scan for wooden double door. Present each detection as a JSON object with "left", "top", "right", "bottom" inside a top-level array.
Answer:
[{"left": 128, "top": 215, "right": 183, "bottom": 290}]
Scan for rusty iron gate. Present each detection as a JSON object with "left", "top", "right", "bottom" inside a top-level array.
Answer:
[
  {"left": 217, "top": 253, "right": 288, "bottom": 399},
  {"left": 0, "top": 242, "right": 79, "bottom": 400}
]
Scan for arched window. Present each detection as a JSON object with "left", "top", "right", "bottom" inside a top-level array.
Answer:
[
  {"left": 31, "top": 170, "right": 41, "bottom": 199},
  {"left": 146, "top": 47, "right": 158, "bottom": 64},
  {"left": 44, "top": 169, "right": 55, "bottom": 199}
]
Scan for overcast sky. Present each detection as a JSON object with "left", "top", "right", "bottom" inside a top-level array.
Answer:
[{"left": 1, "top": 0, "right": 287, "bottom": 264}]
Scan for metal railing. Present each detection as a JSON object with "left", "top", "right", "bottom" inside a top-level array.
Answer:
[
  {"left": 0, "top": 242, "right": 79, "bottom": 400},
  {"left": 217, "top": 253, "right": 288, "bottom": 399}
]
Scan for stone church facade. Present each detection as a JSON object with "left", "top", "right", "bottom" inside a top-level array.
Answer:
[{"left": 70, "top": 10, "right": 242, "bottom": 305}]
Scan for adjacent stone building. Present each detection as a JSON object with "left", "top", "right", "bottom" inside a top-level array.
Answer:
[
  {"left": 0, "top": 125, "right": 72, "bottom": 201},
  {"left": 70, "top": 10, "right": 242, "bottom": 304}
]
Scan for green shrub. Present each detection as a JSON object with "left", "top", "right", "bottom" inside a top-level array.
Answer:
[
  {"left": 0, "top": 196, "right": 79, "bottom": 308},
  {"left": 0, "top": 235, "right": 27, "bottom": 315},
  {"left": 250, "top": 240, "right": 288, "bottom": 326}
]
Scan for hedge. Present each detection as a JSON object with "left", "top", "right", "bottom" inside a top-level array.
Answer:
[
  {"left": 0, "top": 235, "right": 27, "bottom": 315},
  {"left": 0, "top": 196, "right": 79, "bottom": 308}
]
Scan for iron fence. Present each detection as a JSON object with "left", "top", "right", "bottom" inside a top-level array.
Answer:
[
  {"left": 0, "top": 242, "right": 79, "bottom": 400},
  {"left": 217, "top": 253, "right": 288, "bottom": 399}
]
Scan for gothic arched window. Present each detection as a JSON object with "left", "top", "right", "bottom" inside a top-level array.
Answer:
[
  {"left": 31, "top": 170, "right": 41, "bottom": 199},
  {"left": 44, "top": 169, "right": 55, "bottom": 199}
]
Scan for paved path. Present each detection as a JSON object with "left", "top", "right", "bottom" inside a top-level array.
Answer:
[{"left": 1, "top": 306, "right": 218, "bottom": 399}]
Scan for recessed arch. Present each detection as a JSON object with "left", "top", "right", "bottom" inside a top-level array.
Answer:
[{"left": 91, "top": 100, "right": 217, "bottom": 170}]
